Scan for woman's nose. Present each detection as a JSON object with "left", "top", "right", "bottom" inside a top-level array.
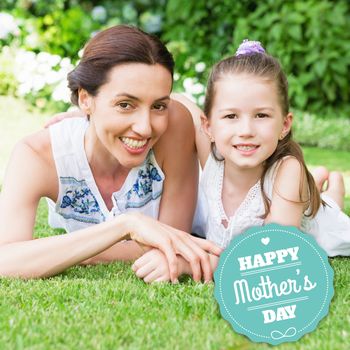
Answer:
[{"left": 132, "top": 110, "right": 152, "bottom": 137}]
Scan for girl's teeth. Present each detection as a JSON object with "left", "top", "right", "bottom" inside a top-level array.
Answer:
[
  {"left": 121, "top": 137, "right": 147, "bottom": 149},
  {"left": 236, "top": 146, "right": 256, "bottom": 151}
]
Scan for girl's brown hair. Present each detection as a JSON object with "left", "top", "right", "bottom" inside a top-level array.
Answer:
[
  {"left": 67, "top": 25, "right": 174, "bottom": 106},
  {"left": 204, "top": 53, "right": 322, "bottom": 218}
]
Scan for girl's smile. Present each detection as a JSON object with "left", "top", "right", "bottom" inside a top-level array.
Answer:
[{"left": 233, "top": 143, "right": 260, "bottom": 156}]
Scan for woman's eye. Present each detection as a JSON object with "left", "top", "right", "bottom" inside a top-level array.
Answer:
[
  {"left": 152, "top": 103, "right": 167, "bottom": 111},
  {"left": 117, "top": 102, "right": 133, "bottom": 110},
  {"left": 224, "top": 114, "right": 237, "bottom": 119},
  {"left": 256, "top": 113, "right": 269, "bottom": 118}
]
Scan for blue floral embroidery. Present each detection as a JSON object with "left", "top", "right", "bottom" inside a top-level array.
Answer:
[
  {"left": 124, "top": 160, "right": 163, "bottom": 209},
  {"left": 58, "top": 177, "right": 105, "bottom": 224}
]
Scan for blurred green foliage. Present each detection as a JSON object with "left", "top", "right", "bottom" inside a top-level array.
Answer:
[{"left": 0, "top": 0, "right": 349, "bottom": 119}]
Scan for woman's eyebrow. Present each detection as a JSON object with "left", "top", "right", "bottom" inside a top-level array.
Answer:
[
  {"left": 156, "top": 96, "right": 171, "bottom": 101},
  {"left": 113, "top": 93, "right": 140, "bottom": 101},
  {"left": 112, "top": 94, "right": 170, "bottom": 102}
]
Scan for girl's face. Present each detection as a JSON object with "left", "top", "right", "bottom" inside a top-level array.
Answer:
[
  {"left": 204, "top": 73, "right": 292, "bottom": 171},
  {"left": 80, "top": 63, "right": 172, "bottom": 168}
]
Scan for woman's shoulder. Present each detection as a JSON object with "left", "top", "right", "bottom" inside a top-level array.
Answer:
[
  {"left": 20, "top": 128, "right": 53, "bottom": 165},
  {"left": 6, "top": 129, "right": 58, "bottom": 200}
]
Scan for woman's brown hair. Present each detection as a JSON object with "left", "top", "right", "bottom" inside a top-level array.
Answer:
[
  {"left": 204, "top": 52, "right": 322, "bottom": 218},
  {"left": 67, "top": 25, "right": 174, "bottom": 106}
]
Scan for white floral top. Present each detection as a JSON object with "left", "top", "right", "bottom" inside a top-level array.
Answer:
[
  {"left": 47, "top": 118, "right": 164, "bottom": 233},
  {"left": 192, "top": 154, "right": 350, "bottom": 257}
]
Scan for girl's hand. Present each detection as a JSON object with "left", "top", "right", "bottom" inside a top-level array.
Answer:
[
  {"left": 125, "top": 213, "right": 222, "bottom": 283},
  {"left": 132, "top": 248, "right": 220, "bottom": 284},
  {"left": 44, "top": 109, "right": 86, "bottom": 128},
  {"left": 132, "top": 248, "right": 174, "bottom": 283}
]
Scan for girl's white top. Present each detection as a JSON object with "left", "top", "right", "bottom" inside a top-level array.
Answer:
[
  {"left": 193, "top": 153, "right": 350, "bottom": 257},
  {"left": 47, "top": 118, "right": 164, "bottom": 233}
]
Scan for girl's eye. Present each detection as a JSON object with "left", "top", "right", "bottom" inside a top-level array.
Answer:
[
  {"left": 152, "top": 103, "right": 167, "bottom": 111},
  {"left": 256, "top": 113, "right": 269, "bottom": 118},
  {"left": 224, "top": 114, "right": 237, "bottom": 119}
]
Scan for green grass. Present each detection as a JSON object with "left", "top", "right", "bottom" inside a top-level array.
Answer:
[
  {"left": 0, "top": 96, "right": 350, "bottom": 349},
  {"left": 1, "top": 202, "right": 349, "bottom": 350}
]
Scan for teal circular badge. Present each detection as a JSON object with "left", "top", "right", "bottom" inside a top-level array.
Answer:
[{"left": 214, "top": 223, "right": 334, "bottom": 345}]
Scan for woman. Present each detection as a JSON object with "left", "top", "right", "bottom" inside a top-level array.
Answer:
[{"left": 0, "top": 25, "right": 221, "bottom": 282}]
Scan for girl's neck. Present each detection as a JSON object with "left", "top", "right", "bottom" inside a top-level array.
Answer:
[
  {"left": 220, "top": 160, "right": 264, "bottom": 221},
  {"left": 223, "top": 160, "right": 264, "bottom": 193}
]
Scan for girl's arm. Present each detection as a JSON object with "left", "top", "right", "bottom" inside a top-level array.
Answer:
[
  {"left": 155, "top": 99, "right": 198, "bottom": 232},
  {"left": 44, "top": 109, "right": 86, "bottom": 128},
  {"left": 154, "top": 100, "right": 216, "bottom": 281},
  {"left": 265, "top": 157, "right": 309, "bottom": 227},
  {"left": 133, "top": 99, "right": 222, "bottom": 282},
  {"left": 170, "top": 93, "right": 211, "bottom": 169}
]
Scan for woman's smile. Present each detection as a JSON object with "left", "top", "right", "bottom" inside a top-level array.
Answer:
[{"left": 119, "top": 136, "right": 150, "bottom": 154}]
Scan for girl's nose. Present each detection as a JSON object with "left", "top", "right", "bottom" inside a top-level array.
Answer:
[
  {"left": 132, "top": 110, "right": 152, "bottom": 138},
  {"left": 238, "top": 117, "right": 254, "bottom": 137}
]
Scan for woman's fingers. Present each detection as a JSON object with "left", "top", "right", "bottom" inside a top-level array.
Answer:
[
  {"left": 169, "top": 233, "right": 203, "bottom": 282},
  {"left": 156, "top": 236, "right": 179, "bottom": 283},
  {"left": 191, "top": 236, "right": 223, "bottom": 256},
  {"left": 156, "top": 223, "right": 210, "bottom": 282},
  {"left": 177, "top": 233, "right": 212, "bottom": 282}
]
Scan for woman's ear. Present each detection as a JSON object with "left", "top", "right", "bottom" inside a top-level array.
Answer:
[
  {"left": 200, "top": 114, "right": 214, "bottom": 142},
  {"left": 78, "top": 88, "right": 93, "bottom": 116}
]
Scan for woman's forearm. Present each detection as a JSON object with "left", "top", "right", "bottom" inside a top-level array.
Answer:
[
  {"left": 81, "top": 240, "right": 146, "bottom": 265},
  {"left": 0, "top": 214, "right": 131, "bottom": 278}
]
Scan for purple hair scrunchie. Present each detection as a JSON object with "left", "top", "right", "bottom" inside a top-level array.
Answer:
[{"left": 235, "top": 39, "right": 265, "bottom": 57}]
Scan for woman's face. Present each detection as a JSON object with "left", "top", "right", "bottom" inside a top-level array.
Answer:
[{"left": 82, "top": 63, "right": 172, "bottom": 168}]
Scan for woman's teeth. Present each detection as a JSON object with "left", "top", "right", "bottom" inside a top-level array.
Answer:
[
  {"left": 235, "top": 145, "right": 258, "bottom": 151},
  {"left": 120, "top": 137, "right": 148, "bottom": 149}
]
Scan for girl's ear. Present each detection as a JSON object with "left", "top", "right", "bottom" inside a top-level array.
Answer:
[
  {"left": 200, "top": 114, "right": 214, "bottom": 142},
  {"left": 282, "top": 112, "right": 293, "bottom": 136},
  {"left": 78, "top": 88, "right": 94, "bottom": 116}
]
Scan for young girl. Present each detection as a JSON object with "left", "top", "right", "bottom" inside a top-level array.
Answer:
[{"left": 133, "top": 40, "right": 350, "bottom": 282}]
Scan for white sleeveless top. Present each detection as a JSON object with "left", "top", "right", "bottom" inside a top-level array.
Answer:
[
  {"left": 47, "top": 118, "right": 164, "bottom": 233},
  {"left": 193, "top": 154, "right": 350, "bottom": 257}
]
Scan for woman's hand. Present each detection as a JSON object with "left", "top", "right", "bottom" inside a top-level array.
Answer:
[{"left": 125, "top": 213, "right": 222, "bottom": 283}]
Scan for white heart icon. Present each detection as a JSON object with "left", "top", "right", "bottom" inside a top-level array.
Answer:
[{"left": 261, "top": 237, "right": 270, "bottom": 245}]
